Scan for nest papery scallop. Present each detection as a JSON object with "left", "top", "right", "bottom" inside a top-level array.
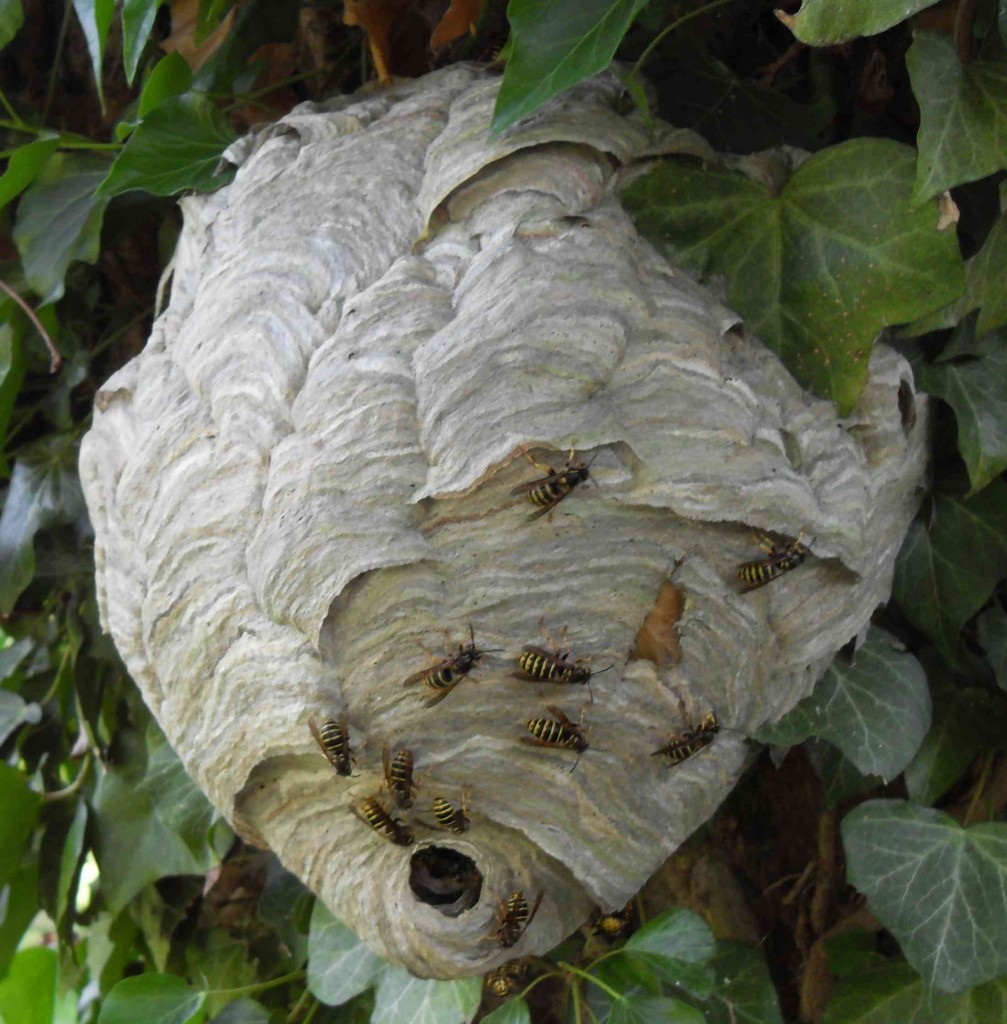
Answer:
[{"left": 79, "top": 65, "right": 928, "bottom": 977}]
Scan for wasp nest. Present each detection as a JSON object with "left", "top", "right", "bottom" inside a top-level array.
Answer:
[{"left": 79, "top": 65, "right": 928, "bottom": 978}]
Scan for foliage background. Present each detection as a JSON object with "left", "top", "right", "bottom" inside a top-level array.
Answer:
[{"left": 1, "top": 0, "right": 1006, "bottom": 1022}]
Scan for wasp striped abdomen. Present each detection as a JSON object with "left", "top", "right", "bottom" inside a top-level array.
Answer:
[
  {"left": 516, "top": 647, "right": 586, "bottom": 684},
  {"left": 432, "top": 794, "right": 470, "bottom": 833},
  {"left": 511, "top": 448, "right": 593, "bottom": 521},
  {"left": 403, "top": 625, "right": 491, "bottom": 707},
  {"left": 737, "top": 531, "right": 808, "bottom": 591},
  {"left": 383, "top": 747, "right": 416, "bottom": 809},
  {"left": 651, "top": 712, "right": 719, "bottom": 766},
  {"left": 355, "top": 795, "right": 413, "bottom": 846},
  {"left": 494, "top": 890, "right": 543, "bottom": 948},
  {"left": 309, "top": 712, "right": 354, "bottom": 776},
  {"left": 485, "top": 959, "right": 529, "bottom": 997}
]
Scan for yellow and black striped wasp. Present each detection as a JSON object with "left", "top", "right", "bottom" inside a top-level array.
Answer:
[
  {"left": 309, "top": 712, "right": 355, "bottom": 776},
  {"left": 524, "top": 705, "right": 589, "bottom": 771},
  {"left": 403, "top": 625, "right": 494, "bottom": 707},
  {"left": 382, "top": 747, "right": 417, "bottom": 809},
  {"left": 484, "top": 959, "right": 530, "bottom": 997},
  {"left": 511, "top": 447, "right": 595, "bottom": 521},
  {"left": 514, "top": 620, "right": 609, "bottom": 703},
  {"left": 493, "top": 890, "right": 543, "bottom": 948},
  {"left": 353, "top": 794, "right": 413, "bottom": 846},
  {"left": 430, "top": 791, "right": 470, "bottom": 834},
  {"left": 651, "top": 712, "right": 719, "bottom": 766},
  {"left": 737, "top": 530, "right": 808, "bottom": 591},
  {"left": 591, "top": 900, "right": 635, "bottom": 941}
]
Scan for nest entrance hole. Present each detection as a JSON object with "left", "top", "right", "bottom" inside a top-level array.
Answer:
[{"left": 409, "top": 846, "right": 482, "bottom": 917}]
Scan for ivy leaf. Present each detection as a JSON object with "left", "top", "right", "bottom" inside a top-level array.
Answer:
[
  {"left": 99, "top": 93, "right": 236, "bottom": 197},
  {"left": 12, "top": 153, "right": 110, "bottom": 304},
  {"left": 892, "top": 482, "right": 1007, "bottom": 663},
  {"left": 491, "top": 0, "right": 650, "bottom": 133},
  {"left": 121, "top": 0, "right": 165, "bottom": 84},
  {"left": 966, "top": 209, "right": 1007, "bottom": 336},
  {"left": 0, "top": 0, "right": 24, "bottom": 49},
  {"left": 138, "top": 52, "right": 193, "bottom": 118},
  {"left": 608, "top": 995, "right": 706, "bottom": 1024},
  {"left": 98, "top": 974, "right": 206, "bottom": 1024},
  {"left": 0, "top": 134, "right": 59, "bottom": 212},
  {"left": 622, "top": 909, "right": 716, "bottom": 998},
  {"left": 0, "top": 863, "right": 38, "bottom": 978},
  {"left": 0, "top": 689, "right": 41, "bottom": 746},
  {"left": 823, "top": 958, "right": 1007, "bottom": 1023},
  {"left": 208, "top": 999, "right": 271, "bottom": 1024},
  {"left": 72, "top": 0, "right": 115, "bottom": 112},
  {"left": 776, "top": 0, "right": 942, "bottom": 45},
  {"left": 481, "top": 999, "right": 531, "bottom": 1024},
  {"left": 704, "top": 941, "right": 784, "bottom": 1024},
  {"left": 978, "top": 605, "right": 1007, "bottom": 690},
  {"left": 919, "top": 323, "right": 1007, "bottom": 495},
  {"left": 621, "top": 139, "right": 964, "bottom": 414},
  {"left": 371, "top": 968, "right": 482, "bottom": 1024},
  {"left": 0, "top": 763, "right": 41, "bottom": 890},
  {"left": 842, "top": 800, "right": 1007, "bottom": 992},
  {"left": 307, "top": 902, "right": 383, "bottom": 1006},
  {"left": 0, "top": 433, "right": 86, "bottom": 612},
  {"left": 0, "top": 947, "right": 57, "bottom": 1024},
  {"left": 91, "top": 763, "right": 208, "bottom": 915},
  {"left": 907, "top": 32, "right": 1007, "bottom": 204},
  {"left": 805, "top": 738, "right": 883, "bottom": 809},
  {"left": 55, "top": 798, "right": 87, "bottom": 928},
  {"left": 756, "top": 628, "right": 930, "bottom": 779}
]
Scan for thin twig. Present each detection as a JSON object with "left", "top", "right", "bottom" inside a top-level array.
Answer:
[
  {"left": 42, "top": 753, "right": 91, "bottom": 802},
  {"left": 631, "top": 0, "right": 741, "bottom": 78},
  {"left": 0, "top": 279, "right": 62, "bottom": 372}
]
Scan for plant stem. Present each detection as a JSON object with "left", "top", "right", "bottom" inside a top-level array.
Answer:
[
  {"left": 631, "top": 0, "right": 741, "bottom": 77},
  {"left": 285, "top": 985, "right": 311, "bottom": 1023},
  {"left": 44, "top": 0, "right": 75, "bottom": 126},
  {"left": 0, "top": 279, "right": 62, "bottom": 372},
  {"left": 964, "top": 753, "right": 995, "bottom": 825},
  {"left": 211, "top": 970, "right": 305, "bottom": 998},
  {"left": 557, "top": 961, "right": 622, "bottom": 1002},
  {"left": 42, "top": 753, "right": 91, "bottom": 802},
  {"left": 0, "top": 89, "right": 24, "bottom": 125}
]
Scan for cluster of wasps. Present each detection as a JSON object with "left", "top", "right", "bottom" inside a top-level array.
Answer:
[{"left": 308, "top": 448, "right": 811, "bottom": 966}]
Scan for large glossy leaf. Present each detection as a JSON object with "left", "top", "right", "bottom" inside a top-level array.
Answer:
[
  {"left": 0, "top": 764, "right": 41, "bottom": 889},
  {"left": 99, "top": 93, "right": 235, "bottom": 197},
  {"left": 139, "top": 53, "right": 194, "bottom": 118},
  {"left": 842, "top": 800, "right": 1007, "bottom": 992},
  {"left": 965, "top": 209, "right": 1007, "bottom": 336},
  {"left": 907, "top": 33, "right": 1007, "bottom": 204},
  {"left": 704, "top": 941, "right": 784, "bottom": 1024},
  {"left": 608, "top": 995, "right": 706, "bottom": 1024},
  {"left": 621, "top": 139, "right": 964, "bottom": 413},
  {"left": 919, "top": 323, "right": 1007, "bottom": 495},
  {"left": 622, "top": 909, "right": 716, "bottom": 998},
  {"left": 72, "top": 0, "right": 115, "bottom": 111},
  {"left": 756, "top": 628, "right": 929, "bottom": 779},
  {"left": 491, "top": 0, "right": 650, "bottom": 133},
  {"left": 892, "top": 482, "right": 1007, "bottom": 663},
  {"left": 481, "top": 999, "right": 531, "bottom": 1024},
  {"left": 0, "top": 688, "right": 41, "bottom": 746},
  {"left": 307, "top": 902, "right": 383, "bottom": 1006},
  {"left": 978, "top": 605, "right": 1007, "bottom": 690},
  {"left": 0, "top": 134, "right": 59, "bottom": 211},
  {"left": 777, "top": 0, "right": 941, "bottom": 44},
  {"left": 91, "top": 764, "right": 208, "bottom": 915},
  {"left": 823, "top": 959, "right": 1007, "bottom": 1023},
  {"left": 805, "top": 738, "right": 883, "bottom": 810},
  {"left": 0, "top": 947, "right": 57, "bottom": 1024},
  {"left": 98, "top": 973, "right": 206, "bottom": 1024},
  {"left": 55, "top": 798, "right": 87, "bottom": 927},
  {"left": 12, "top": 154, "right": 110, "bottom": 304},
  {"left": 371, "top": 968, "right": 482, "bottom": 1024},
  {"left": 0, "top": 433, "right": 86, "bottom": 612},
  {"left": 0, "top": 862, "right": 38, "bottom": 978},
  {"left": 121, "top": 0, "right": 164, "bottom": 84},
  {"left": 0, "top": 0, "right": 24, "bottom": 48}
]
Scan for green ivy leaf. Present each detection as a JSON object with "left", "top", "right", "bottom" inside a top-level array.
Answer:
[
  {"left": 12, "top": 153, "right": 110, "bottom": 304},
  {"left": 0, "top": 323, "right": 26, "bottom": 475},
  {"left": 805, "top": 738, "right": 883, "bottom": 810},
  {"left": 72, "top": 0, "right": 115, "bottom": 112},
  {"left": 0, "top": 947, "right": 57, "bottom": 1024},
  {"left": 91, "top": 763, "right": 208, "bottom": 915},
  {"left": 139, "top": 53, "right": 194, "bottom": 118},
  {"left": 371, "top": 968, "right": 482, "bottom": 1024},
  {"left": 491, "top": 0, "right": 649, "bottom": 133},
  {"left": 978, "top": 605, "right": 1007, "bottom": 690},
  {"left": 98, "top": 973, "right": 206, "bottom": 1024},
  {"left": 907, "top": 33, "right": 1007, "bottom": 204},
  {"left": 188, "top": 930, "right": 258, "bottom": 1016},
  {"left": 622, "top": 909, "right": 716, "bottom": 998},
  {"left": 608, "top": 995, "right": 706, "bottom": 1024},
  {"left": 892, "top": 482, "right": 1007, "bottom": 663},
  {"left": 621, "top": 139, "right": 964, "bottom": 413},
  {"left": 121, "top": 0, "right": 164, "bottom": 84},
  {"left": 823, "top": 931, "right": 885, "bottom": 978},
  {"left": 966, "top": 210, "right": 1007, "bottom": 336},
  {"left": 0, "top": 433, "right": 86, "bottom": 612},
  {"left": 703, "top": 941, "right": 784, "bottom": 1024},
  {"left": 0, "top": 688, "right": 41, "bottom": 745},
  {"left": 842, "top": 800, "right": 1007, "bottom": 992},
  {"left": 778, "top": 0, "right": 941, "bottom": 45},
  {"left": 756, "top": 628, "right": 930, "bottom": 779},
  {"left": 0, "top": 765, "right": 41, "bottom": 890},
  {"left": 307, "top": 902, "right": 383, "bottom": 1006},
  {"left": 0, "top": 134, "right": 59, "bottom": 212},
  {"left": 823, "top": 959, "right": 1007, "bottom": 1023},
  {"left": 55, "top": 798, "right": 87, "bottom": 927},
  {"left": 138, "top": 723, "right": 217, "bottom": 859},
  {"left": 0, "top": 863, "right": 38, "bottom": 978},
  {"left": 481, "top": 998, "right": 531, "bottom": 1024},
  {"left": 98, "top": 93, "right": 235, "bottom": 197},
  {"left": 208, "top": 999, "right": 271, "bottom": 1024},
  {"left": 0, "top": 0, "right": 24, "bottom": 48}
]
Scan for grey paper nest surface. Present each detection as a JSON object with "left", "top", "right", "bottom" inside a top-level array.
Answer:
[{"left": 79, "top": 64, "right": 928, "bottom": 978}]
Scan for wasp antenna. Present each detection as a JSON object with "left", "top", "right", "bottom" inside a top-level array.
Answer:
[
  {"left": 587, "top": 680, "right": 594, "bottom": 705},
  {"left": 592, "top": 664, "right": 614, "bottom": 676}
]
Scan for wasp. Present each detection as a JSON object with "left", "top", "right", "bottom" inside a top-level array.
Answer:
[
  {"left": 592, "top": 900, "right": 635, "bottom": 940},
  {"left": 511, "top": 447, "right": 594, "bottom": 521},
  {"left": 403, "top": 625, "right": 493, "bottom": 707},
  {"left": 431, "top": 791, "right": 470, "bottom": 834},
  {"left": 514, "top": 620, "right": 609, "bottom": 703},
  {"left": 651, "top": 712, "right": 719, "bottom": 766},
  {"left": 353, "top": 795, "right": 413, "bottom": 846},
  {"left": 737, "top": 530, "right": 808, "bottom": 591},
  {"left": 382, "top": 746, "right": 417, "bottom": 809},
  {"left": 494, "top": 890, "right": 543, "bottom": 948},
  {"left": 309, "top": 712, "right": 354, "bottom": 776},
  {"left": 524, "top": 704, "right": 589, "bottom": 771},
  {"left": 484, "top": 959, "right": 529, "bottom": 997}
]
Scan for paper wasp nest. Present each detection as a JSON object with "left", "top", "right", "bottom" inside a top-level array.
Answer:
[{"left": 79, "top": 65, "right": 928, "bottom": 978}]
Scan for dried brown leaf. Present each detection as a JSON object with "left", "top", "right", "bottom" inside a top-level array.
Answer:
[
  {"left": 162, "top": 0, "right": 237, "bottom": 72},
  {"left": 631, "top": 580, "right": 683, "bottom": 668},
  {"left": 431, "top": 0, "right": 483, "bottom": 52}
]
